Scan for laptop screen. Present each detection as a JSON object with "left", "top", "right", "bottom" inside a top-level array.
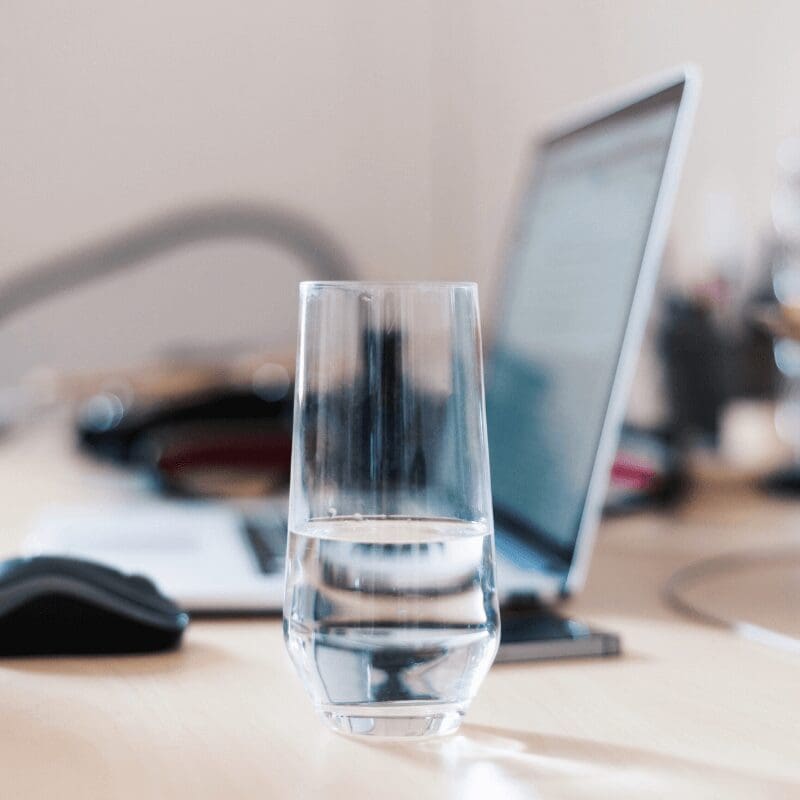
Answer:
[{"left": 487, "top": 83, "right": 684, "bottom": 564}]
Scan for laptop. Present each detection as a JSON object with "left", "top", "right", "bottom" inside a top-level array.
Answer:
[{"left": 25, "top": 68, "right": 699, "bottom": 631}]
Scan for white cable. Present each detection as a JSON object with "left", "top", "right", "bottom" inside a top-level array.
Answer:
[{"left": 663, "top": 546, "right": 800, "bottom": 655}]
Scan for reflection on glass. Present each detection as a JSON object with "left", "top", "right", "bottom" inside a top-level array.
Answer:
[{"left": 284, "top": 282, "right": 499, "bottom": 739}]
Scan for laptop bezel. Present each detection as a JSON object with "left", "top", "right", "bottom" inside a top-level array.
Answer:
[{"left": 487, "top": 65, "right": 700, "bottom": 597}]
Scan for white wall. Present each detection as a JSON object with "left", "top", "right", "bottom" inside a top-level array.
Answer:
[
  {"left": 0, "top": 1, "right": 435, "bottom": 379},
  {"left": 1, "top": 1, "right": 435, "bottom": 272},
  {"left": 2, "top": 1, "right": 799, "bottom": 384}
]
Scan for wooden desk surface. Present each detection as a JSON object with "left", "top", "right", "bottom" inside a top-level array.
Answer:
[{"left": 1, "top": 418, "right": 799, "bottom": 799}]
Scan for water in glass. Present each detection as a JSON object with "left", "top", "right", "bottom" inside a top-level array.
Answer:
[{"left": 284, "top": 516, "right": 498, "bottom": 738}]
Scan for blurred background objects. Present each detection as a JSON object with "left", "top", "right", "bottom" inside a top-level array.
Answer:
[
  {"left": 2, "top": 2, "right": 800, "bottom": 377},
  {"left": 4, "top": 0, "right": 800, "bottom": 503}
]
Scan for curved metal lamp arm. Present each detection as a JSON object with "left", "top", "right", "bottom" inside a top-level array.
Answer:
[{"left": 0, "top": 201, "right": 357, "bottom": 325}]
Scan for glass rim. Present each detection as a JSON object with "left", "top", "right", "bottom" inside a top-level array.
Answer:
[{"left": 300, "top": 280, "right": 477, "bottom": 291}]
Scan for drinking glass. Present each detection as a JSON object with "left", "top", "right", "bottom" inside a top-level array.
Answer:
[{"left": 283, "top": 281, "right": 499, "bottom": 739}]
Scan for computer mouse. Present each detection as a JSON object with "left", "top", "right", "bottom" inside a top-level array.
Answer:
[{"left": 0, "top": 556, "right": 189, "bottom": 656}]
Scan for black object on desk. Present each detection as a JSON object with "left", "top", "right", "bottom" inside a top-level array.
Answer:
[
  {"left": 77, "top": 386, "right": 292, "bottom": 465},
  {"left": 0, "top": 556, "right": 189, "bottom": 656},
  {"left": 496, "top": 597, "right": 621, "bottom": 663},
  {"left": 77, "top": 386, "right": 294, "bottom": 499}
]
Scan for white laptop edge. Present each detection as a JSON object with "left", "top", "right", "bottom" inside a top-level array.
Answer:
[{"left": 562, "top": 66, "right": 701, "bottom": 595}]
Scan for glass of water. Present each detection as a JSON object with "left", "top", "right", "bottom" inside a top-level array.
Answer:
[{"left": 283, "top": 281, "right": 499, "bottom": 739}]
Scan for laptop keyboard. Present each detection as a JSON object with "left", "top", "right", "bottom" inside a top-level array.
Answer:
[{"left": 243, "top": 510, "right": 288, "bottom": 574}]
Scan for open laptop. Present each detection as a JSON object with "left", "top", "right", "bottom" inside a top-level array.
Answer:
[{"left": 25, "top": 68, "right": 699, "bottom": 628}]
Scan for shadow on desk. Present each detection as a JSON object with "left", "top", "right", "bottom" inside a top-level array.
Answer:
[
  {"left": 379, "top": 723, "right": 796, "bottom": 799},
  {"left": 0, "top": 639, "right": 230, "bottom": 677}
]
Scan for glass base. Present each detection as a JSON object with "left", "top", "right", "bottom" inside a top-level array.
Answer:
[{"left": 318, "top": 704, "right": 464, "bottom": 740}]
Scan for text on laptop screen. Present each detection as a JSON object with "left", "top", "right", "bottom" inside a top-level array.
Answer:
[{"left": 487, "top": 87, "right": 682, "bottom": 560}]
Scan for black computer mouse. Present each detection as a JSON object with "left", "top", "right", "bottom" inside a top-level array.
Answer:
[{"left": 0, "top": 556, "right": 189, "bottom": 656}]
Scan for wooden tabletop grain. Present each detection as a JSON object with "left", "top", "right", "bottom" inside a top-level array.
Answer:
[{"left": 1, "top": 416, "right": 798, "bottom": 799}]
